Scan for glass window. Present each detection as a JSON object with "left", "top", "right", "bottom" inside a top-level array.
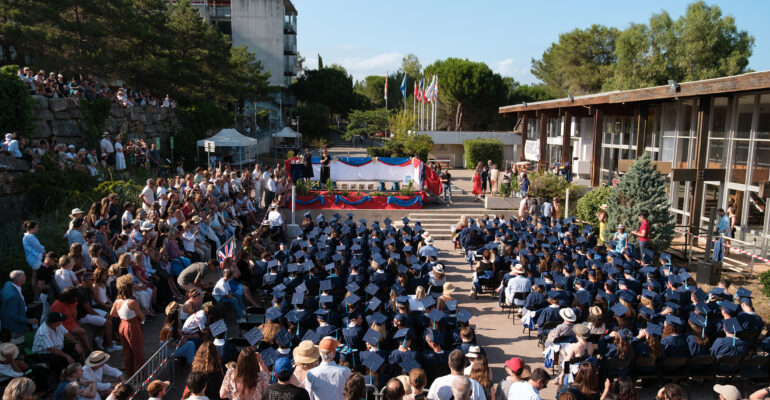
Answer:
[
  {"left": 573, "top": 117, "right": 581, "bottom": 138},
  {"left": 679, "top": 102, "right": 693, "bottom": 137},
  {"left": 662, "top": 103, "right": 678, "bottom": 137},
  {"left": 602, "top": 148, "right": 611, "bottom": 170},
  {"left": 527, "top": 118, "right": 538, "bottom": 140},
  {"left": 661, "top": 137, "right": 675, "bottom": 161},
  {"left": 710, "top": 97, "right": 729, "bottom": 139},
  {"left": 751, "top": 140, "right": 770, "bottom": 185},
  {"left": 676, "top": 138, "right": 690, "bottom": 168},
  {"left": 758, "top": 94, "right": 770, "bottom": 140},
  {"left": 630, "top": 117, "right": 637, "bottom": 147},
  {"left": 613, "top": 119, "right": 621, "bottom": 144},
  {"left": 707, "top": 139, "right": 724, "bottom": 169},
  {"left": 646, "top": 107, "right": 662, "bottom": 148},
  {"left": 735, "top": 95, "right": 755, "bottom": 139},
  {"left": 730, "top": 140, "right": 750, "bottom": 184}
]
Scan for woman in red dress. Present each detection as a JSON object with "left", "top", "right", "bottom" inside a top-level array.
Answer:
[
  {"left": 472, "top": 162, "right": 483, "bottom": 202},
  {"left": 110, "top": 274, "right": 145, "bottom": 376}
]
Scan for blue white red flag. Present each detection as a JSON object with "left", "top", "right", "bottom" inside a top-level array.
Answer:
[{"left": 217, "top": 239, "right": 234, "bottom": 264}]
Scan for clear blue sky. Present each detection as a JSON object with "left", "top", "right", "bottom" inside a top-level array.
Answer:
[{"left": 293, "top": 0, "right": 770, "bottom": 84}]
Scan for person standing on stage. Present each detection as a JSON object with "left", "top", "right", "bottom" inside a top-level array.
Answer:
[{"left": 320, "top": 148, "right": 331, "bottom": 186}]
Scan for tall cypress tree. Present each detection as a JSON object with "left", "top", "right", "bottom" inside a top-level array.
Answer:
[{"left": 603, "top": 152, "right": 675, "bottom": 254}]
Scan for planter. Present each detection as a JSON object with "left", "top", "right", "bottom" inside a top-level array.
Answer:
[{"left": 289, "top": 191, "right": 426, "bottom": 210}]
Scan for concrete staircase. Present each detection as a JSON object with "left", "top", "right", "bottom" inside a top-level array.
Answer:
[
  {"left": 326, "top": 130, "right": 350, "bottom": 148},
  {"left": 394, "top": 209, "right": 490, "bottom": 240}
]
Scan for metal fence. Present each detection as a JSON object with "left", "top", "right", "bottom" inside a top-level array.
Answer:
[{"left": 127, "top": 340, "right": 176, "bottom": 400}]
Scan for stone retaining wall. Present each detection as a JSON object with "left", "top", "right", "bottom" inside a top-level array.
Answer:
[{"left": 31, "top": 96, "right": 180, "bottom": 145}]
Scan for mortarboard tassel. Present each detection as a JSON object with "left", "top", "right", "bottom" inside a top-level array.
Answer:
[
  {"left": 732, "top": 325, "right": 736, "bottom": 346},
  {"left": 703, "top": 315, "right": 707, "bottom": 338}
]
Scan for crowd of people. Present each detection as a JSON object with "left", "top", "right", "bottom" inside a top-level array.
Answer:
[
  {"left": 449, "top": 203, "right": 770, "bottom": 399},
  {"left": 16, "top": 66, "right": 175, "bottom": 108}
]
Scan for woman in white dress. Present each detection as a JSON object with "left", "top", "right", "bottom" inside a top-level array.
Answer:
[{"left": 114, "top": 136, "right": 126, "bottom": 171}]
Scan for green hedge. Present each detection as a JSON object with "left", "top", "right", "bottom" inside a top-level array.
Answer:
[
  {"left": 463, "top": 138, "right": 503, "bottom": 169},
  {"left": 366, "top": 147, "right": 394, "bottom": 157}
]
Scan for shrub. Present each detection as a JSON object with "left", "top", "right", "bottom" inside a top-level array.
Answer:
[
  {"left": 463, "top": 138, "right": 503, "bottom": 169},
  {"left": 0, "top": 65, "right": 35, "bottom": 137},
  {"left": 499, "top": 181, "right": 512, "bottom": 197},
  {"left": 295, "top": 102, "right": 330, "bottom": 139},
  {"left": 366, "top": 147, "right": 393, "bottom": 158},
  {"left": 80, "top": 98, "right": 112, "bottom": 145},
  {"left": 761, "top": 270, "right": 770, "bottom": 299},
  {"left": 399, "top": 180, "right": 415, "bottom": 197},
  {"left": 577, "top": 186, "right": 613, "bottom": 226},
  {"left": 309, "top": 138, "right": 330, "bottom": 149},
  {"left": 295, "top": 179, "right": 311, "bottom": 196}
]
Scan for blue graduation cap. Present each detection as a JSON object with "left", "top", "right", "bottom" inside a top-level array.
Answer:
[
  {"left": 319, "top": 279, "right": 333, "bottom": 292},
  {"left": 395, "top": 295, "right": 410, "bottom": 305},
  {"left": 642, "top": 289, "right": 657, "bottom": 300},
  {"left": 736, "top": 287, "right": 752, "bottom": 299},
  {"left": 689, "top": 313, "right": 707, "bottom": 328},
  {"left": 445, "top": 300, "right": 458, "bottom": 312},
  {"left": 275, "top": 329, "right": 292, "bottom": 347},
  {"left": 456, "top": 309, "right": 473, "bottom": 324},
  {"left": 611, "top": 303, "right": 629, "bottom": 317},
  {"left": 291, "top": 291, "right": 305, "bottom": 305},
  {"left": 363, "top": 329, "right": 381, "bottom": 347},
  {"left": 346, "top": 282, "right": 360, "bottom": 294},
  {"left": 421, "top": 296, "right": 436, "bottom": 310},
  {"left": 709, "top": 287, "right": 725, "bottom": 296},
  {"left": 397, "top": 265, "right": 408, "bottom": 274},
  {"left": 361, "top": 351, "right": 385, "bottom": 373},
  {"left": 399, "top": 357, "right": 421, "bottom": 374},
  {"left": 665, "top": 314, "right": 683, "bottom": 327},
  {"left": 343, "top": 294, "right": 361, "bottom": 307},
  {"left": 427, "top": 309, "right": 446, "bottom": 323},
  {"left": 319, "top": 295, "right": 334, "bottom": 304},
  {"left": 367, "top": 297, "right": 382, "bottom": 311},
  {"left": 324, "top": 263, "right": 335, "bottom": 271},
  {"left": 721, "top": 301, "right": 739, "bottom": 316},
  {"left": 368, "top": 312, "right": 388, "bottom": 325},
  {"left": 665, "top": 290, "right": 681, "bottom": 303},
  {"left": 575, "top": 291, "right": 592, "bottom": 306},
  {"left": 302, "top": 329, "right": 317, "bottom": 343},
  {"left": 286, "top": 310, "right": 301, "bottom": 324},
  {"left": 261, "top": 347, "right": 277, "bottom": 367},
  {"left": 639, "top": 306, "right": 655, "bottom": 320},
  {"left": 401, "top": 217, "right": 410, "bottom": 224},
  {"left": 646, "top": 322, "right": 663, "bottom": 337},
  {"left": 547, "top": 290, "right": 560, "bottom": 300},
  {"left": 695, "top": 302, "right": 711, "bottom": 316},
  {"left": 365, "top": 283, "right": 380, "bottom": 296},
  {"left": 392, "top": 285, "right": 407, "bottom": 296},
  {"left": 722, "top": 317, "right": 743, "bottom": 335},
  {"left": 314, "top": 309, "right": 330, "bottom": 320},
  {"left": 268, "top": 260, "right": 280, "bottom": 268},
  {"left": 383, "top": 218, "right": 392, "bottom": 226},
  {"left": 618, "top": 291, "right": 635, "bottom": 303},
  {"left": 693, "top": 288, "right": 708, "bottom": 303},
  {"left": 332, "top": 253, "right": 342, "bottom": 262},
  {"left": 393, "top": 328, "right": 412, "bottom": 340},
  {"left": 665, "top": 301, "right": 681, "bottom": 311},
  {"left": 266, "top": 308, "right": 282, "bottom": 322}
]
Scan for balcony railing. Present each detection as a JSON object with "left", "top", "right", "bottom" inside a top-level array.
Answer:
[{"left": 284, "top": 21, "right": 296, "bottom": 33}]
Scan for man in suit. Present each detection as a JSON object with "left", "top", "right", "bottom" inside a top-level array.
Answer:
[{"left": 1, "top": 270, "right": 38, "bottom": 342}]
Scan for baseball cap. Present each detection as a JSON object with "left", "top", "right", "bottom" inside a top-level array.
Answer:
[
  {"left": 318, "top": 337, "right": 339, "bottom": 352},
  {"left": 505, "top": 357, "right": 525, "bottom": 375},
  {"left": 713, "top": 384, "right": 741, "bottom": 400},
  {"left": 274, "top": 357, "right": 294, "bottom": 379},
  {"left": 147, "top": 380, "right": 170, "bottom": 397}
]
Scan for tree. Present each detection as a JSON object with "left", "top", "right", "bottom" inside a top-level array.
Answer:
[
  {"left": 603, "top": 153, "right": 675, "bottom": 253},
  {"left": 608, "top": 1, "right": 753, "bottom": 90},
  {"left": 345, "top": 109, "right": 390, "bottom": 141},
  {"left": 531, "top": 24, "right": 619, "bottom": 97},
  {"left": 504, "top": 78, "right": 554, "bottom": 104},
  {"left": 424, "top": 58, "right": 507, "bottom": 131},
  {"left": 400, "top": 54, "right": 422, "bottom": 79},
  {"left": 227, "top": 44, "right": 271, "bottom": 107},
  {"left": 576, "top": 186, "right": 613, "bottom": 226},
  {"left": 0, "top": 65, "right": 34, "bottom": 136},
  {"left": 292, "top": 68, "right": 356, "bottom": 115},
  {"left": 295, "top": 103, "right": 330, "bottom": 139},
  {"left": 388, "top": 110, "right": 416, "bottom": 140},
  {"left": 317, "top": 54, "right": 323, "bottom": 70},
  {"left": 296, "top": 51, "right": 307, "bottom": 77},
  {"left": 355, "top": 75, "right": 386, "bottom": 108}
]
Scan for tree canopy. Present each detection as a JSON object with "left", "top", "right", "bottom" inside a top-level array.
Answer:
[
  {"left": 345, "top": 109, "right": 390, "bottom": 141},
  {"left": 531, "top": 1, "right": 754, "bottom": 96},
  {"left": 293, "top": 67, "right": 359, "bottom": 115}
]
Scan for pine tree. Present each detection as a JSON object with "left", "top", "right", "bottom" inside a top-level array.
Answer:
[{"left": 603, "top": 152, "right": 675, "bottom": 254}]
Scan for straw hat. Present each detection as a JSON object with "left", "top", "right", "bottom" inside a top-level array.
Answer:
[
  {"left": 432, "top": 264, "right": 445, "bottom": 274},
  {"left": 0, "top": 343, "right": 19, "bottom": 363},
  {"left": 165, "top": 302, "right": 180, "bottom": 316},
  {"left": 589, "top": 306, "right": 602, "bottom": 318},
  {"left": 466, "top": 346, "right": 482, "bottom": 359},
  {"left": 443, "top": 282, "right": 456, "bottom": 295},
  {"left": 293, "top": 340, "right": 320, "bottom": 364},
  {"left": 70, "top": 208, "right": 84, "bottom": 217},
  {"left": 512, "top": 264, "right": 525, "bottom": 275},
  {"left": 559, "top": 308, "right": 577, "bottom": 323},
  {"left": 85, "top": 351, "right": 111, "bottom": 368}
]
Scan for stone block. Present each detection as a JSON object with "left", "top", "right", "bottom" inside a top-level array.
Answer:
[
  {"left": 110, "top": 105, "right": 124, "bottom": 118},
  {"left": 139, "top": 112, "right": 148, "bottom": 123},
  {"left": 0, "top": 157, "right": 30, "bottom": 172},
  {"left": 144, "top": 125, "right": 157, "bottom": 137},
  {"left": 50, "top": 120, "right": 81, "bottom": 137},
  {"left": 36, "top": 109, "right": 54, "bottom": 121},
  {"left": 49, "top": 97, "right": 68, "bottom": 112},
  {"left": 485, "top": 196, "right": 519, "bottom": 210},
  {"left": 54, "top": 111, "right": 70, "bottom": 120},
  {"left": 69, "top": 108, "right": 83, "bottom": 119},
  {"left": 4, "top": 172, "right": 27, "bottom": 194},
  {"left": 33, "top": 95, "right": 48, "bottom": 110},
  {"left": 129, "top": 107, "right": 141, "bottom": 121},
  {"left": 33, "top": 121, "right": 52, "bottom": 138}
]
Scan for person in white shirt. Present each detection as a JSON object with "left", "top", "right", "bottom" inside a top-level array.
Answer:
[
  {"left": 121, "top": 202, "right": 135, "bottom": 228},
  {"left": 267, "top": 203, "right": 284, "bottom": 240},
  {"left": 100, "top": 133, "right": 114, "bottom": 164},
  {"left": 261, "top": 167, "right": 273, "bottom": 208},
  {"left": 507, "top": 367, "right": 550, "bottom": 400},
  {"left": 305, "top": 338, "right": 351, "bottom": 400},
  {"left": 32, "top": 312, "right": 83, "bottom": 372},
  {"left": 427, "top": 350, "right": 486, "bottom": 400},
  {"left": 212, "top": 269, "right": 244, "bottom": 321},
  {"left": 139, "top": 179, "right": 156, "bottom": 212},
  {"left": 83, "top": 351, "right": 125, "bottom": 396},
  {"left": 155, "top": 178, "right": 168, "bottom": 214}
]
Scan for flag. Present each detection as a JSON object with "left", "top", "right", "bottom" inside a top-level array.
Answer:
[
  {"left": 400, "top": 75, "right": 407, "bottom": 100},
  {"left": 217, "top": 239, "right": 234, "bottom": 264},
  {"left": 418, "top": 75, "right": 425, "bottom": 102},
  {"left": 413, "top": 82, "right": 418, "bottom": 98},
  {"left": 384, "top": 75, "right": 388, "bottom": 101},
  {"left": 424, "top": 76, "right": 435, "bottom": 103},
  {"left": 432, "top": 75, "right": 439, "bottom": 102}
]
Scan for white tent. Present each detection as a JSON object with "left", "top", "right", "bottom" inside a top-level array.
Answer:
[
  {"left": 196, "top": 128, "right": 260, "bottom": 166},
  {"left": 271, "top": 127, "right": 301, "bottom": 158}
]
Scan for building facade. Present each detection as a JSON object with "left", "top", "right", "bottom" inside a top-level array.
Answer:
[{"left": 500, "top": 71, "right": 770, "bottom": 255}]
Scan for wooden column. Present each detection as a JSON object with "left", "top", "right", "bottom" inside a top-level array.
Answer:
[
  {"left": 519, "top": 113, "right": 528, "bottom": 162},
  {"left": 539, "top": 113, "right": 548, "bottom": 172},
  {"left": 689, "top": 96, "right": 711, "bottom": 235},
  {"left": 590, "top": 108, "right": 603, "bottom": 187},
  {"left": 635, "top": 104, "right": 648, "bottom": 157},
  {"left": 561, "top": 111, "right": 572, "bottom": 165}
]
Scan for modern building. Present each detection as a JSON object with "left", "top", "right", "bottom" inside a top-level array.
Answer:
[
  {"left": 191, "top": 0, "right": 298, "bottom": 88},
  {"left": 499, "top": 71, "right": 770, "bottom": 254}
]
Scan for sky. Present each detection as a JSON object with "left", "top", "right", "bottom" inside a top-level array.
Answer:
[{"left": 292, "top": 0, "right": 770, "bottom": 84}]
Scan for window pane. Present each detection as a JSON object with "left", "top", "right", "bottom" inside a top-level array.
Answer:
[
  {"left": 622, "top": 117, "right": 631, "bottom": 145},
  {"left": 758, "top": 94, "right": 770, "bottom": 140},
  {"left": 661, "top": 137, "right": 675, "bottom": 161},
  {"left": 707, "top": 139, "right": 724, "bottom": 169},
  {"left": 735, "top": 95, "right": 755, "bottom": 139},
  {"left": 663, "top": 103, "right": 677, "bottom": 137},
  {"left": 710, "top": 97, "right": 729, "bottom": 138},
  {"left": 676, "top": 138, "right": 690, "bottom": 168},
  {"left": 613, "top": 119, "right": 620, "bottom": 144},
  {"left": 679, "top": 102, "right": 693, "bottom": 137},
  {"left": 602, "top": 148, "right": 611, "bottom": 170},
  {"left": 647, "top": 107, "right": 661, "bottom": 148},
  {"left": 751, "top": 140, "right": 770, "bottom": 185},
  {"left": 730, "top": 140, "right": 749, "bottom": 184}
]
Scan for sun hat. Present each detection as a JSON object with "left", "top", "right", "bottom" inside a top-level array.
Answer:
[
  {"left": 0, "top": 343, "right": 19, "bottom": 363},
  {"left": 85, "top": 351, "right": 110, "bottom": 368},
  {"left": 600, "top": 204, "right": 608, "bottom": 210},
  {"left": 165, "top": 302, "right": 180, "bottom": 316},
  {"left": 573, "top": 323, "right": 590, "bottom": 339},
  {"left": 559, "top": 307, "right": 577, "bottom": 323},
  {"left": 140, "top": 221, "right": 155, "bottom": 231},
  {"left": 512, "top": 264, "right": 525, "bottom": 275},
  {"left": 443, "top": 282, "right": 456, "bottom": 295},
  {"left": 713, "top": 385, "right": 741, "bottom": 400},
  {"left": 425, "top": 237, "right": 433, "bottom": 245},
  {"left": 467, "top": 346, "right": 482, "bottom": 359},
  {"left": 432, "top": 264, "right": 444, "bottom": 274},
  {"left": 617, "top": 224, "right": 624, "bottom": 229},
  {"left": 589, "top": 306, "right": 603, "bottom": 318},
  {"left": 293, "top": 340, "right": 320, "bottom": 364},
  {"left": 70, "top": 208, "right": 84, "bottom": 217},
  {"left": 191, "top": 215, "right": 203, "bottom": 224}
]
